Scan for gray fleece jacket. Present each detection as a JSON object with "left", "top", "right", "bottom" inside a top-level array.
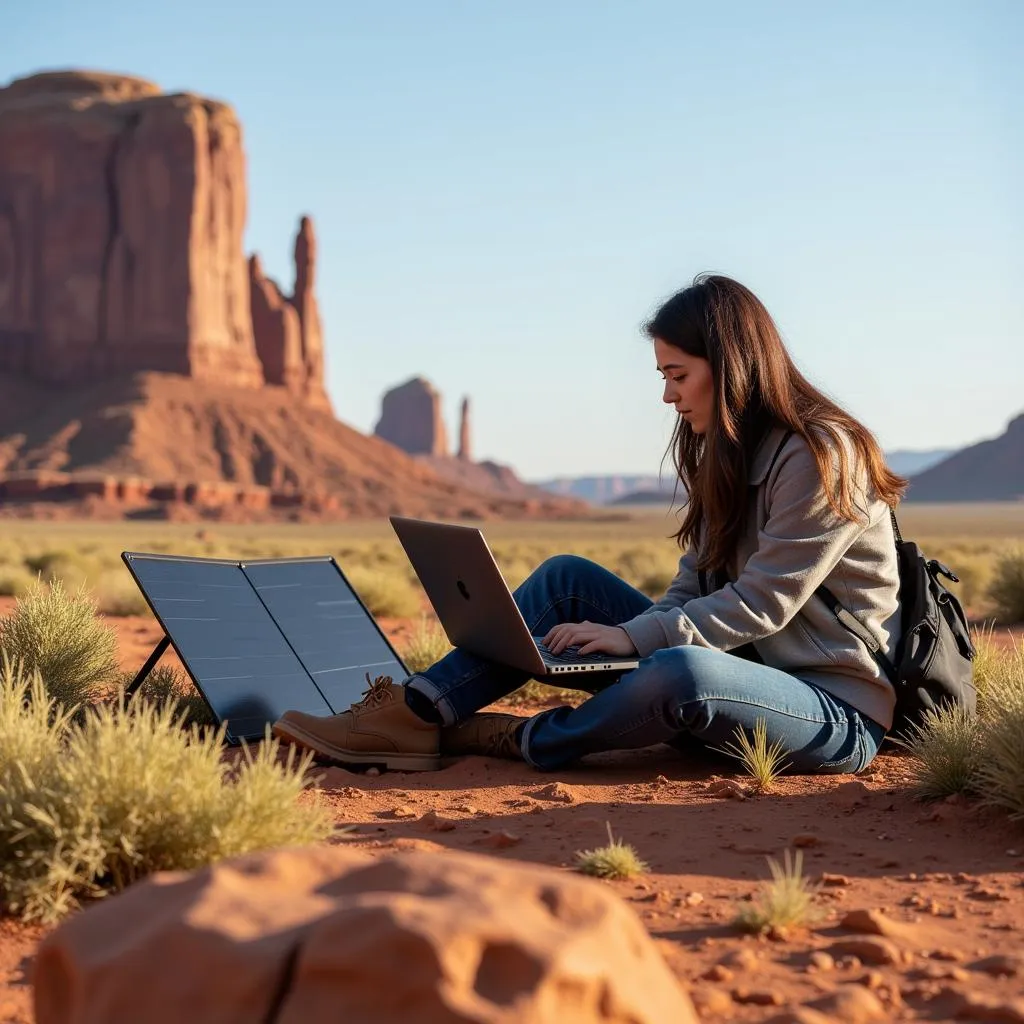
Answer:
[{"left": 619, "top": 424, "right": 900, "bottom": 730}]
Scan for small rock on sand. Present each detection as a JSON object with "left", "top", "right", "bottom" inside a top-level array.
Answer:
[
  {"left": 532, "top": 782, "right": 577, "bottom": 803},
  {"left": 416, "top": 810, "right": 456, "bottom": 832},
  {"left": 829, "top": 937, "right": 903, "bottom": 966},
  {"left": 807, "top": 984, "right": 887, "bottom": 1022}
]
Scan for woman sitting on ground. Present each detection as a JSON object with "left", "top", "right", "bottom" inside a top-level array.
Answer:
[{"left": 273, "top": 274, "right": 905, "bottom": 775}]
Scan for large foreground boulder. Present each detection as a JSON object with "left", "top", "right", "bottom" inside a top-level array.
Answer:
[{"left": 33, "top": 845, "right": 696, "bottom": 1024}]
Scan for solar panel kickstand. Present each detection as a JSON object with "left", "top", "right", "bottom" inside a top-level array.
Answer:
[{"left": 125, "top": 635, "right": 171, "bottom": 698}]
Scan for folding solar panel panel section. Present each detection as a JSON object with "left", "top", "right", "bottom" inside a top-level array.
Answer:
[
  {"left": 123, "top": 554, "right": 332, "bottom": 743},
  {"left": 242, "top": 558, "right": 407, "bottom": 713}
]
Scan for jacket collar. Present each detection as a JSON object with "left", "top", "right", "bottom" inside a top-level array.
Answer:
[{"left": 747, "top": 424, "right": 793, "bottom": 485}]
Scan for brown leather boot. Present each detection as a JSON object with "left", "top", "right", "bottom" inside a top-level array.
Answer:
[
  {"left": 272, "top": 674, "right": 440, "bottom": 771},
  {"left": 441, "top": 713, "right": 525, "bottom": 760}
]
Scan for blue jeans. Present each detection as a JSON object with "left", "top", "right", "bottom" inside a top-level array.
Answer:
[{"left": 407, "top": 555, "right": 886, "bottom": 773}]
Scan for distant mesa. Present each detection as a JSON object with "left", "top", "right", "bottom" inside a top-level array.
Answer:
[
  {"left": 905, "top": 413, "right": 1024, "bottom": 502},
  {"left": 373, "top": 377, "right": 560, "bottom": 502},
  {"left": 0, "top": 70, "right": 586, "bottom": 521}
]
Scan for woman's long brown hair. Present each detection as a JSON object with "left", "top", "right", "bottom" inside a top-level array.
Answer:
[{"left": 646, "top": 274, "right": 907, "bottom": 571}]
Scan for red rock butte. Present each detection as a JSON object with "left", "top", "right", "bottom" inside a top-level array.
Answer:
[
  {"left": 0, "top": 70, "right": 327, "bottom": 409},
  {"left": 0, "top": 70, "right": 588, "bottom": 521}
]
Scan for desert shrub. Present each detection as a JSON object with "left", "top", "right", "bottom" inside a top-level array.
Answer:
[
  {"left": 897, "top": 706, "right": 983, "bottom": 799},
  {"left": 734, "top": 850, "right": 821, "bottom": 933},
  {"left": 943, "top": 554, "right": 995, "bottom": 613},
  {"left": 574, "top": 823, "right": 647, "bottom": 879},
  {"left": 344, "top": 566, "right": 422, "bottom": 618},
  {"left": 0, "top": 565, "right": 35, "bottom": 598},
  {"left": 400, "top": 617, "right": 453, "bottom": 674},
  {"left": 721, "top": 718, "right": 789, "bottom": 792},
  {"left": 122, "top": 665, "right": 216, "bottom": 728},
  {"left": 986, "top": 549, "right": 1024, "bottom": 624},
  {"left": 94, "top": 571, "right": 150, "bottom": 617},
  {"left": 0, "top": 665, "right": 334, "bottom": 922},
  {"left": 974, "top": 639, "right": 1024, "bottom": 820},
  {"left": 970, "top": 625, "right": 1022, "bottom": 712},
  {"left": 0, "top": 580, "right": 118, "bottom": 706}
]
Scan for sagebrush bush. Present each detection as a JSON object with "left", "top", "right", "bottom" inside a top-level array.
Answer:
[
  {"left": 401, "top": 617, "right": 453, "bottom": 673},
  {"left": 734, "top": 850, "right": 821, "bottom": 933},
  {"left": 0, "top": 580, "right": 119, "bottom": 706},
  {"left": 986, "top": 549, "right": 1024, "bottom": 624},
  {"left": 637, "top": 567, "right": 675, "bottom": 599},
  {"left": 898, "top": 706, "right": 983, "bottom": 799},
  {"left": 124, "top": 665, "right": 216, "bottom": 728},
  {"left": 345, "top": 566, "right": 422, "bottom": 618},
  {"left": 0, "top": 663, "right": 334, "bottom": 922}
]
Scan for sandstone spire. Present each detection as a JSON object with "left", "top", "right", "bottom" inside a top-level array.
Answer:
[
  {"left": 291, "top": 216, "right": 328, "bottom": 405},
  {"left": 457, "top": 397, "right": 472, "bottom": 461},
  {"left": 248, "top": 255, "right": 303, "bottom": 390}
]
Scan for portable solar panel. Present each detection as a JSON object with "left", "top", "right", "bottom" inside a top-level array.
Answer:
[{"left": 121, "top": 552, "right": 407, "bottom": 745}]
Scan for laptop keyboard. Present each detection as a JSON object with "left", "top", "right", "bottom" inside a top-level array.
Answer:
[{"left": 534, "top": 640, "right": 624, "bottom": 665}]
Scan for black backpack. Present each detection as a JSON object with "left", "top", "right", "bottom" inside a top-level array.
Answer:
[
  {"left": 700, "top": 432, "right": 977, "bottom": 737},
  {"left": 817, "top": 510, "right": 977, "bottom": 738}
]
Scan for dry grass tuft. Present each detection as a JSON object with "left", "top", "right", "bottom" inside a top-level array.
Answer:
[
  {"left": 734, "top": 850, "right": 822, "bottom": 933},
  {"left": 574, "top": 823, "right": 648, "bottom": 880},
  {"left": 400, "top": 616, "right": 453, "bottom": 674},
  {"left": 721, "top": 717, "right": 790, "bottom": 792},
  {"left": 897, "top": 705, "right": 983, "bottom": 799}
]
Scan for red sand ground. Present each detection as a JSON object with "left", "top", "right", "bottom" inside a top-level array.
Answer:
[{"left": 2, "top": 601, "right": 1023, "bottom": 1023}]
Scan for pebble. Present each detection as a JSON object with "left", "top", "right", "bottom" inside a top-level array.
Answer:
[
  {"left": 389, "top": 805, "right": 417, "bottom": 819},
  {"left": 764, "top": 1010, "right": 834, "bottom": 1024},
  {"left": 532, "top": 782, "right": 577, "bottom": 803},
  {"left": 808, "top": 951, "right": 836, "bottom": 972},
  {"left": 950, "top": 991, "right": 1024, "bottom": 1022},
  {"left": 732, "top": 988, "right": 784, "bottom": 1006},
  {"left": 339, "top": 786, "right": 365, "bottom": 799},
  {"left": 807, "top": 984, "right": 887, "bottom": 1022},
  {"left": 701, "top": 964, "right": 734, "bottom": 983},
  {"left": 822, "top": 872, "right": 851, "bottom": 886},
  {"left": 706, "top": 778, "right": 750, "bottom": 800},
  {"left": 690, "top": 986, "right": 733, "bottom": 1017},
  {"left": 683, "top": 892, "right": 704, "bottom": 907},
  {"left": 364, "top": 766, "right": 381, "bottom": 777},
  {"left": 792, "top": 833, "right": 820, "bottom": 847},
  {"left": 416, "top": 810, "right": 456, "bottom": 832},
  {"left": 830, "top": 937, "right": 903, "bottom": 966},
  {"left": 970, "top": 953, "right": 1022, "bottom": 978},
  {"left": 719, "top": 947, "right": 761, "bottom": 970},
  {"left": 840, "top": 908, "right": 914, "bottom": 939}
]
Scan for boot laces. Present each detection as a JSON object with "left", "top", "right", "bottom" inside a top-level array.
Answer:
[{"left": 353, "top": 673, "right": 395, "bottom": 710}]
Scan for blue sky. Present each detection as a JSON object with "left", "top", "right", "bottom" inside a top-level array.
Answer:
[{"left": 5, "top": 1, "right": 1022, "bottom": 479}]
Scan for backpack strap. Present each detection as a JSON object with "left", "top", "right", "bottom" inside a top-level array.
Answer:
[
  {"left": 816, "top": 584, "right": 898, "bottom": 683},
  {"left": 815, "top": 506, "right": 901, "bottom": 684}
]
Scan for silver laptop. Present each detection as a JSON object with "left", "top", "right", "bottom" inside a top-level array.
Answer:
[{"left": 389, "top": 516, "right": 640, "bottom": 676}]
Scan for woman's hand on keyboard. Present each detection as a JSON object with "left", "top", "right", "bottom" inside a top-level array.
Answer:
[{"left": 542, "top": 622, "right": 637, "bottom": 657}]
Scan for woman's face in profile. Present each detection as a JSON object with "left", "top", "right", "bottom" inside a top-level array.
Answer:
[{"left": 654, "top": 338, "right": 714, "bottom": 435}]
